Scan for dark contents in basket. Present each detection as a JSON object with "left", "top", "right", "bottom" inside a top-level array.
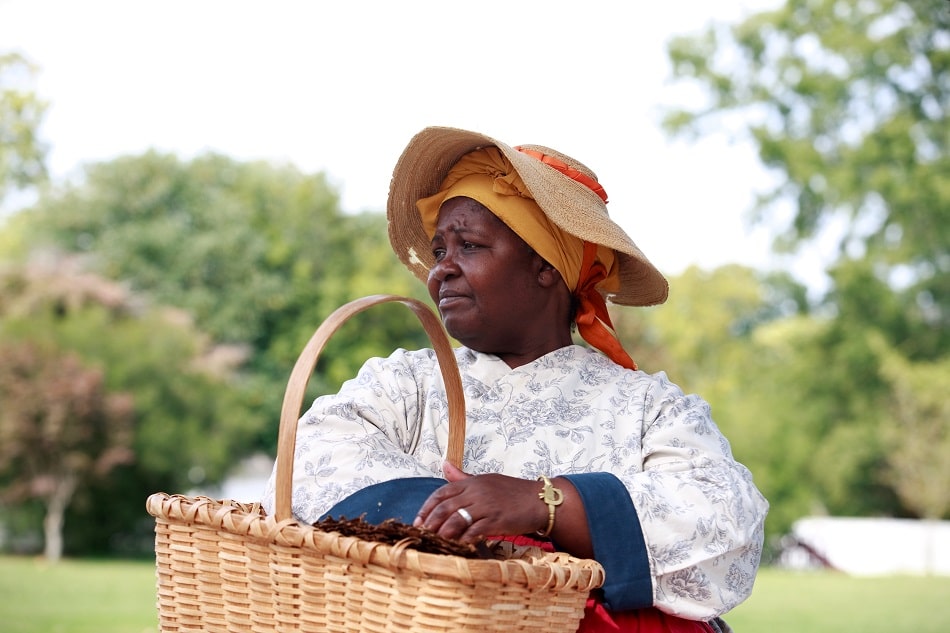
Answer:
[{"left": 314, "top": 516, "right": 498, "bottom": 559}]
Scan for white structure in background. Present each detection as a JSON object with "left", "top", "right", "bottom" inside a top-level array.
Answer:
[
  {"left": 780, "top": 517, "right": 950, "bottom": 576},
  {"left": 192, "top": 453, "right": 274, "bottom": 504}
]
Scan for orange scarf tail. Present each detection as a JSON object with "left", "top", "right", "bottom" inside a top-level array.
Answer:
[{"left": 575, "top": 242, "right": 636, "bottom": 371}]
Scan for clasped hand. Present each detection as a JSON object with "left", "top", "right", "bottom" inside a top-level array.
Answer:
[{"left": 413, "top": 461, "right": 547, "bottom": 543}]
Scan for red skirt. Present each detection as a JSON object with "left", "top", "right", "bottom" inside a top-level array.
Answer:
[
  {"left": 580, "top": 599, "right": 715, "bottom": 633},
  {"left": 503, "top": 535, "right": 715, "bottom": 633}
]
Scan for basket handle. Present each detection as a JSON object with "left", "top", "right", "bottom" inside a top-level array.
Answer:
[{"left": 274, "top": 294, "right": 466, "bottom": 522}]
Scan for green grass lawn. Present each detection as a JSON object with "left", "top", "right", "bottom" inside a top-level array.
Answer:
[
  {"left": 0, "top": 556, "right": 158, "bottom": 633},
  {"left": 1, "top": 556, "right": 949, "bottom": 632},
  {"left": 725, "top": 568, "right": 950, "bottom": 632}
]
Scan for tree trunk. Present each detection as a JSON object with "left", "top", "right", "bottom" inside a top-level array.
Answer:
[{"left": 43, "top": 472, "right": 77, "bottom": 563}]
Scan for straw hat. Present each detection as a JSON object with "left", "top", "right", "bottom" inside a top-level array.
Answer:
[{"left": 387, "top": 126, "right": 669, "bottom": 307}]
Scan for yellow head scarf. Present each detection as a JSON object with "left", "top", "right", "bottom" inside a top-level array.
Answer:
[{"left": 417, "top": 147, "right": 637, "bottom": 370}]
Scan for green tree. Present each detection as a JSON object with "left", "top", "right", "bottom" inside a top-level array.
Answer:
[
  {"left": 665, "top": 0, "right": 950, "bottom": 357},
  {"left": 749, "top": 314, "right": 900, "bottom": 530},
  {"left": 0, "top": 339, "right": 133, "bottom": 562},
  {"left": 634, "top": 265, "right": 793, "bottom": 389},
  {"left": 0, "top": 257, "right": 259, "bottom": 554},
  {"left": 19, "top": 152, "right": 339, "bottom": 346},
  {"left": 13, "top": 152, "right": 430, "bottom": 454},
  {"left": 874, "top": 336, "right": 950, "bottom": 521},
  {"left": 0, "top": 51, "right": 47, "bottom": 207},
  {"left": 663, "top": 0, "right": 950, "bottom": 529}
]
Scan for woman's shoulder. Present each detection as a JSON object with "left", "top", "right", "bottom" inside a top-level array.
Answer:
[
  {"left": 360, "top": 347, "right": 439, "bottom": 374},
  {"left": 558, "top": 346, "right": 699, "bottom": 398},
  {"left": 547, "top": 345, "right": 658, "bottom": 378}
]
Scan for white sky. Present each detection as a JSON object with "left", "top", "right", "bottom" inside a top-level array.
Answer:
[{"left": 2, "top": 0, "right": 832, "bottom": 287}]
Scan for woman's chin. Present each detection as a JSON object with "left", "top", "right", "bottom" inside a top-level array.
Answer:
[{"left": 441, "top": 318, "right": 477, "bottom": 347}]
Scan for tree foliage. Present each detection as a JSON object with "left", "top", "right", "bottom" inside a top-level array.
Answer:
[
  {"left": 0, "top": 51, "right": 47, "bottom": 206},
  {"left": 662, "top": 0, "right": 950, "bottom": 531},
  {"left": 14, "top": 152, "right": 430, "bottom": 452},
  {"left": 665, "top": 0, "right": 950, "bottom": 357},
  {"left": 615, "top": 262, "right": 950, "bottom": 540},
  {"left": 0, "top": 338, "right": 133, "bottom": 562},
  {"left": 0, "top": 256, "right": 259, "bottom": 555},
  {"left": 875, "top": 337, "right": 950, "bottom": 520},
  {"left": 1, "top": 147, "right": 437, "bottom": 554},
  {"left": 0, "top": 256, "right": 259, "bottom": 482}
]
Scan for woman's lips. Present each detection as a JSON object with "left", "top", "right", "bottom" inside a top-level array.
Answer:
[{"left": 438, "top": 293, "right": 468, "bottom": 310}]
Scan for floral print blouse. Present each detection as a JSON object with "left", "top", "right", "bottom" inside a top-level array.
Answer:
[{"left": 262, "top": 344, "right": 768, "bottom": 619}]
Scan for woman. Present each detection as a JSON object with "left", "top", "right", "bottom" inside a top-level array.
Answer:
[{"left": 263, "top": 127, "right": 768, "bottom": 632}]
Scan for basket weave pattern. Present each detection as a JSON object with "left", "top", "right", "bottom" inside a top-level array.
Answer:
[{"left": 146, "top": 295, "right": 605, "bottom": 632}]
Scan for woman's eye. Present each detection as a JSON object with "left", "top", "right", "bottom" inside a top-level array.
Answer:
[{"left": 432, "top": 247, "right": 446, "bottom": 260}]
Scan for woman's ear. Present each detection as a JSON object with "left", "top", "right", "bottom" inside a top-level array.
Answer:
[{"left": 537, "top": 259, "right": 563, "bottom": 288}]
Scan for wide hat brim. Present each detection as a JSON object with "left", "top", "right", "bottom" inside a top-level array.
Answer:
[{"left": 387, "top": 126, "right": 669, "bottom": 307}]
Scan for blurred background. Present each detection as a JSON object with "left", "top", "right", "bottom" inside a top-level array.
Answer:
[{"left": 0, "top": 0, "right": 948, "bottom": 629}]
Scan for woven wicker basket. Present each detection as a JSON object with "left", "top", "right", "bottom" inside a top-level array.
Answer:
[{"left": 146, "top": 294, "right": 605, "bottom": 633}]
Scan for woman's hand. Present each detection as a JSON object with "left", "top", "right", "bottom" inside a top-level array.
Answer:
[{"left": 413, "top": 461, "right": 548, "bottom": 542}]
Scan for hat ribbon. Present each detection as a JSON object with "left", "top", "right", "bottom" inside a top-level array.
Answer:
[
  {"left": 575, "top": 241, "right": 637, "bottom": 370},
  {"left": 514, "top": 147, "right": 609, "bottom": 203}
]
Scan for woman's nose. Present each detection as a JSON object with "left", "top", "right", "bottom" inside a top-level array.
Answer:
[{"left": 430, "top": 251, "right": 460, "bottom": 281}]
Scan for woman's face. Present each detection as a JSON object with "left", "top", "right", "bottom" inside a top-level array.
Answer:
[{"left": 427, "top": 197, "right": 558, "bottom": 359}]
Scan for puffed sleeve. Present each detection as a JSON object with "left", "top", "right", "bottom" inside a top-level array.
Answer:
[
  {"left": 261, "top": 349, "right": 449, "bottom": 524},
  {"left": 560, "top": 369, "right": 768, "bottom": 620},
  {"left": 626, "top": 371, "right": 768, "bottom": 619}
]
